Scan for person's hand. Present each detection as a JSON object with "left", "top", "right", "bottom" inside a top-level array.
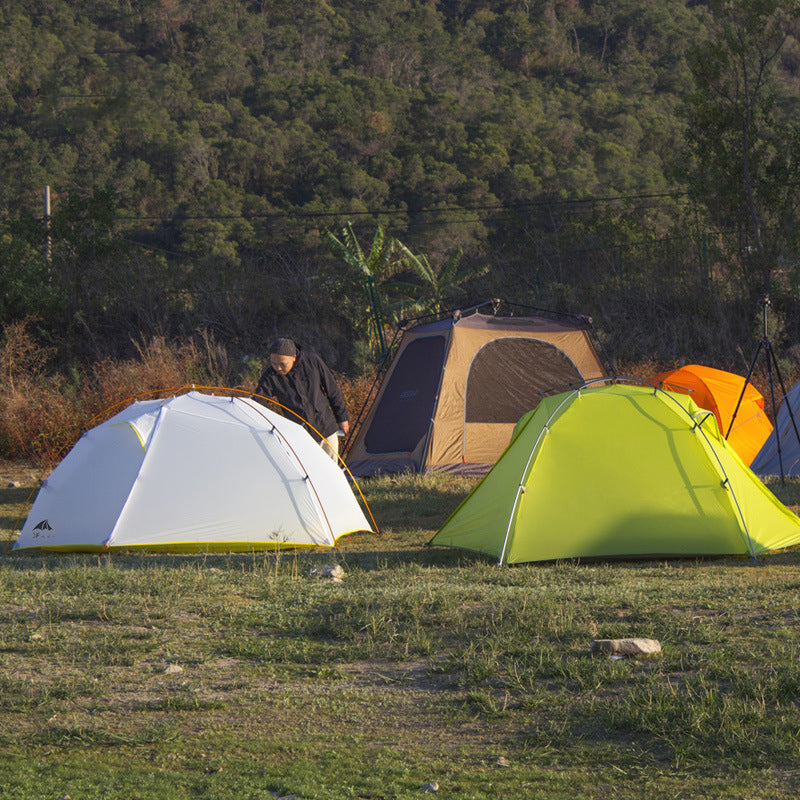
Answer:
[{"left": 339, "top": 420, "right": 350, "bottom": 436}]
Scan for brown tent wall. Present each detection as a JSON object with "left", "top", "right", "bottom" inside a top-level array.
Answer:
[{"left": 346, "top": 306, "right": 609, "bottom": 476}]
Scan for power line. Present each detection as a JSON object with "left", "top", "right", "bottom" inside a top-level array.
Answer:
[{"left": 113, "top": 191, "right": 690, "bottom": 224}]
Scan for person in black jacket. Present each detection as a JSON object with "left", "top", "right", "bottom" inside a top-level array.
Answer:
[{"left": 254, "top": 338, "right": 350, "bottom": 460}]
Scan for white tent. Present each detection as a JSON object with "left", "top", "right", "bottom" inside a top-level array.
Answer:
[{"left": 13, "top": 391, "right": 373, "bottom": 553}]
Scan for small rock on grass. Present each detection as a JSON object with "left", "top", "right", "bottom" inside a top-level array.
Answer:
[
  {"left": 308, "top": 564, "right": 345, "bottom": 581},
  {"left": 591, "top": 638, "right": 661, "bottom": 657}
]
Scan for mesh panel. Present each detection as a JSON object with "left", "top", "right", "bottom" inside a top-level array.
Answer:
[
  {"left": 364, "top": 336, "right": 446, "bottom": 454},
  {"left": 465, "top": 338, "right": 583, "bottom": 423}
]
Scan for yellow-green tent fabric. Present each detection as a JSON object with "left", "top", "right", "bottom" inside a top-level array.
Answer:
[{"left": 429, "top": 384, "right": 800, "bottom": 564}]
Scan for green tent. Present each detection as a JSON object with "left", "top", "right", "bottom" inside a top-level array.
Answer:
[{"left": 430, "top": 383, "right": 800, "bottom": 564}]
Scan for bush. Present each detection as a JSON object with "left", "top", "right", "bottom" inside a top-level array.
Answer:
[
  {"left": 0, "top": 322, "right": 378, "bottom": 464},
  {"left": 6, "top": 318, "right": 795, "bottom": 465},
  {"left": 0, "top": 323, "right": 238, "bottom": 463}
]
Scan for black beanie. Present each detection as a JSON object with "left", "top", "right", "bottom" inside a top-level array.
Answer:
[{"left": 269, "top": 338, "right": 297, "bottom": 357}]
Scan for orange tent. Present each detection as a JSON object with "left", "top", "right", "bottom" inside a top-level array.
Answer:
[{"left": 653, "top": 364, "right": 773, "bottom": 465}]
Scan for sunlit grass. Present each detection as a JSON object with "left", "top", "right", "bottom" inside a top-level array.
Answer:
[{"left": 2, "top": 469, "right": 800, "bottom": 797}]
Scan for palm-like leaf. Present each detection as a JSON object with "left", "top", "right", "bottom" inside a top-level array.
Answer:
[
  {"left": 323, "top": 222, "right": 407, "bottom": 357},
  {"left": 323, "top": 223, "right": 368, "bottom": 276},
  {"left": 324, "top": 222, "right": 489, "bottom": 357},
  {"left": 395, "top": 243, "right": 488, "bottom": 314}
]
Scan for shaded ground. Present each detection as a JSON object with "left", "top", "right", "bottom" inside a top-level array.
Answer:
[{"left": 0, "top": 459, "right": 44, "bottom": 486}]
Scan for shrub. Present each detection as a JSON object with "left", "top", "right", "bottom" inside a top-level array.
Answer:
[
  {"left": 0, "top": 324, "right": 377, "bottom": 464},
  {"left": 0, "top": 325, "right": 238, "bottom": 463}
]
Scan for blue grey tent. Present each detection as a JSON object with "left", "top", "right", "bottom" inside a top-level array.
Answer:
[{"left": 751, "top": 381, "right": 800, "bottom": 477}]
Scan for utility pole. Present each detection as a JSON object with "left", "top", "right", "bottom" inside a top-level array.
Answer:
[{"left": 44, "top": 185, "right": 52, "bottom": 263}]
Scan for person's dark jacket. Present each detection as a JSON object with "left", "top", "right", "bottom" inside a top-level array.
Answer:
[{"left": 254, "top": 345, "right": 349, "bottom": 440}]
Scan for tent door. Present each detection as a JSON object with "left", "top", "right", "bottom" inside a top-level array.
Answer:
[
  {"left": 463, "top": 337, "right": 583, "bottom": 464},
  {"left": 363, "top": 335, "right": 447, "bottom": 456}
]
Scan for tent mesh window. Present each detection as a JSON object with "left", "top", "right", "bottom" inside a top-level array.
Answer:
[
  {"left": 364, "top": 335, "right": 447, "bottom": 453},
  {"left": 465, "top": 338, "right": 583, "bottom": 424}
]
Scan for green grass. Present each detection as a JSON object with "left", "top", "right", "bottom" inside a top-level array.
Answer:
[{"left": 2, "top": 468, "right": 800, "bottom": 798}]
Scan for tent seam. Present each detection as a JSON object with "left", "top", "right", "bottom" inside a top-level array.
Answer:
[
  {"left": 656, "top": 390, "right": 757, "bottom": 561},
  {"left": 499, "top": 388, "right": 581, "bottom": 565}
]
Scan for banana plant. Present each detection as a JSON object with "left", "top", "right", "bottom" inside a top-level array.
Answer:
[
  {"left": 323, "top": 222, "right": 402, "bottom": 357},
  {"left": 393, "top": 243, "right": 489, "bottom": 315}
]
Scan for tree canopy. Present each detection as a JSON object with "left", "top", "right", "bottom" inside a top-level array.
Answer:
[{"left": 2, "top": 1, "right": 800, "bottom": 369}]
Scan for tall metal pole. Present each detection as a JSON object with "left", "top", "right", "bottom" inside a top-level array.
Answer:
[{"left": 44, "top": 185, "right": 52, "bottom": 263}]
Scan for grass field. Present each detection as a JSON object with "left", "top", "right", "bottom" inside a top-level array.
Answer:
[{"left": 2, "top": 463, "right": 800, "bottom": 799}]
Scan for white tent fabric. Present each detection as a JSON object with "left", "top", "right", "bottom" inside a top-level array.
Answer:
[
  {"left": 14, "top": 391, "right": 373, "bottom": 552},
  {"left": 751, "top": 381, "right": 800, "bottom": 477}
]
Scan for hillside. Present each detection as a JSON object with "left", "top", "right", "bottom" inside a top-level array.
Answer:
[{"left": 1, "top": 1, "right": 800, "bottom": 369}]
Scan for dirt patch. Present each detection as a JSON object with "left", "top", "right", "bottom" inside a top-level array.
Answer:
[{"left": 336, "top": 657, "right": 459, "bottom": 692}]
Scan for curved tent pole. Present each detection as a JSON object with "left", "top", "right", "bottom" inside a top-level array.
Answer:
[
  {"left": 498, "top": 387, "right": 582, "bottom": 565},
  {"left": 232, "top": 396, "right": 340, "bottom": 543},
  {"left": 245, "top": 393, "right": 380, "bottom": 535},
  {"left": 81, "top": 383, "right": 240, "bottom": 433},
  {"left": 101, "top": 399, "right": 175, "bottom": 553},
  {"left": 650, "top": 385, "right": 758, "bottom": 563},
  {"left": 509, "top": 377, "right": 758, "bottom": 563}
]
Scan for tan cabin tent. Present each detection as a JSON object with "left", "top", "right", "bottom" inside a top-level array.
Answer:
[{"left": 346, "top": 300, "right": 610, "bottom": 476}]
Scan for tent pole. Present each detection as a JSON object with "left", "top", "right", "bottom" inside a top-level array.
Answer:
[
  {"left": 660, "top": 387, "right": 759, "bottom": 563},
  {"left": 763, "top": 335, "right": 786, "bottom": 484}
]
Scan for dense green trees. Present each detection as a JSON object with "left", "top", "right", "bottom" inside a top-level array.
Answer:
[
  {"left": 1, "top": 1, "right": 799, "bottom": 369},
  {"left": 683, "top": 0, "right": 800, "bottom": 303}
]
